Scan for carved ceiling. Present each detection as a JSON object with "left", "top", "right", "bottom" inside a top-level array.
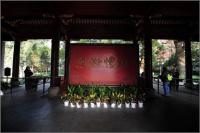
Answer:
[{"left": 1, "top": 1, "right": 199, "bottom": 41}]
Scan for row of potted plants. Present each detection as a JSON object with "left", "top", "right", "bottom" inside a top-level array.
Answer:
[
  {"left": 63, "top": 100, "right": 144, "bottom": 109},
  {"left": 61, "top": 85, "right": 146, "bottom": 109}
]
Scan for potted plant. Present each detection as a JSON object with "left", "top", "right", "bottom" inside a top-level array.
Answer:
[
  {"left": 131, "top": 98, "right": 137, "bottom": 109},
  {"left": 83, "top": 96, "right": 90, "bottom": 108},
  {"left": 115, "top": 86, "right": 124, "bottom": 108},
  {"left": 75, "top": 94, "right": 82, "bottom": 108},
  {"left": 64, "top": 97, "right": 70, "bottom": 107},
  {"left": 66, "top": 85, "right": 76, "bottom": 108},
  {"left": 125, "top": 97, "right": 131, "bottom": 108},
  {"left": 100, "top": 86, "right": 110, "bottom": 108},
  {"left": 102, "top": 96, "right": 109, "bottom": 108},
  {"left": 89, "top": 86, "right": 97, "bottom": 108},
  {"left": 90, "top": 102, "right": 96, "bottom": 108},
  {"left": 111, "top": 91, "right": 117, "bottom": 108},
  {"left": 130, "top": 86, "right": 137, "bottom": 109},
  {"left": 70, "top": 95, "right": 76, "bottom": 108},
  {"left": 111, "top": 102, "right": 116, "bottom": 108},
  {"left": 136, "top": 88, "right": 145, "bottom": 108},
  {"left": 138, "top": 100, "right": 143, "bottom": 108},
  {"left": 99, "top": 86, "right": 105, "bottom": 107},
  {"left": 75, "top": 85, "right": 84, "bottom": 108},
  {"left": 124, "top": 86, "right": 131, "bottom": 108},
  {"left": 61, "top": 92, "right": 69, "bottom": 107},
  {"left": 95, "top": 86, "right": 101, "bottom": 108},
  {"left": 96, "top": 98, "right": 101, "bottom": 108},
  {"left": 116, "top": 93, "right": 123, "bottom": 108},
  {"left": 61, "top": 96, "right": 69, "bottom": 107}
]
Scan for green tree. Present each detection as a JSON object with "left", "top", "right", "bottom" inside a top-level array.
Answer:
[
  {"left": 174, "top": 41, "right": 185, "bottom": 79},
  {"left": 29, "top": 47, "right": 40, "bottom": 72},
  {"left": 59, "top": 41, "right": 65, "bottom": 76},
  {"left": 152, "top": 39, "right": 166, "bottom": 74},
  {"left": 191, "top": 42, "right": 200, "bottom": 64},
  {"left": 19, "top": 39, "right": 51, "bottom": 77},
  {"left": 164, "top": 53, "right": 178, "bottom": 67},
  {"left": 40, "top": 46, "right": 51, "bottom": 75},
  {"left": 191, "top": 42, "right": 200, "bottom": 79},
  {"left": 139, "top": 41, "right": 144, "bottom": 74}
]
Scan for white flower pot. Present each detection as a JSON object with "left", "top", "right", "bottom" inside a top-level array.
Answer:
[
  {"left": 83, "top": 102, "right": 88, "bottom": 108},
  {"left": 70, "top": 102, "right": 75, "bottom": 108},
  {"left": 96, "top": 102, "right": 101, "bottom": 108},
  {"left": 103, "top": 102, "right": 108, "bottom": 108},
  {"left": 0, "top": 90, "right": 4, "bottom": 96},
  {"left": 125, "top": 102, "right": 130, "bottom": 108},
  {"left": 138, "top": 101, "right": 143, "bottom": 108},
  {"left": 64, "top": 100, "right": 69, "bottom": 107},
  {"left": 76, "top": 102, "right": 82, "bottom": 108},
  {"left": 117, "top": 103, "right": 122, "bottom": 108},
  {"left": 111, "top": 103, "right": 116, "bottom": 108},
  {"left": 131, "top": 102, "right": 136, "bottom": 108},
  {"left": 91, "top": 102, "right": 96, "bottom": 108}
]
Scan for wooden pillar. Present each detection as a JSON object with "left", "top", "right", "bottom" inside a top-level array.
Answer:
[
  {"left": 134, "top": 40, "right": 140, "bottom": 86},
  {"left": 144, "top": 18, "right": 154, "bottom": 97},
  {"left": 1, "top": 41, "right": 5, "bottom": 77},
  {"left": 185, "top": 39, "right": 193, "bottom": 86},
  {"left": 132, "top": 29, "right": 140, "bottom": 86},
  {"left": 12, "top": 40, "right": 20, "bottom": 82},
  {"left": 144, "top": 35, "right": 153, "bottom": 89},
  {"left": 64, "top": 36, "right": 70, "bottom": 84},
  {"left": 61, "top": 35, "right": 70, "bottom": 95},
  {"left": 50, "top": 34, "right": 60, "bottom": 87}
]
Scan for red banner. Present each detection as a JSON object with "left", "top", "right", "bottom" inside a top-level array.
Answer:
[{"left": 69, "top": 45, "right": 138, "bottom": 85}]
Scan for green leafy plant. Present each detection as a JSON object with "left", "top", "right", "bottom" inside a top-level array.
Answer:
[
  {"left": 129, "top": 86, "right": 137, "bottom": 102},
  {"left": 135, "top": 87, "right": 146, "bottom": 102},
  {"left": 61, "top": 93, "right": 68, "bottom": 101},
  {"left": 88, "top": 85, "right": 97, "bottom": 102},
  {"left": 84, "top": 95, "right": 90, "bottom": 103},
  {"left": 124, "top": 86, "right": 131, "bottom": 103},
  {"left": 116, "top": 91, "right": 124, "bottom": 104},
  {"left": 67, "top": 85, "right": 76, "bottom": 103},
  {"left": 111, "top": 91, "right": 117, "bottom": 102},
  {"left": 99, "top": 86, "right": 110, "bottom": 103},
  {"left": 63, "top": 85, "right": 143, "bottom": 106},
  {"left": 77, "top": 85, "right": 84, "bottom": 103}
]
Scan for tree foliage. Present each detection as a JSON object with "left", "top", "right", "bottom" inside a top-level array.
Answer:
[
  {"left": 152, "top": 39, "right": 167, "bottom": 72},
  {"left": 191, "top": 42, "right": 200, "bottom": 65},
  {"left": 20, "top": 39, "right": 52, "bottom": 77}
]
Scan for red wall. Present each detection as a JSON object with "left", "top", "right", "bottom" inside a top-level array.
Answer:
[{"left": 69, "top": 45, "right": 138, "bottom": 85}]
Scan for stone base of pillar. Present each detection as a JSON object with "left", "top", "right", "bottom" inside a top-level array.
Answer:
[
  {"left": 185, "top": 80, "right": 193, "bottom": 90},
  {"left": 48, "top": 86, "right": 60, "bottom": 98}
]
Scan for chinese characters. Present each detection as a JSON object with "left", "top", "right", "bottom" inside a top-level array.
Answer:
[{"left": 77, "top": 56, "right": 128, "bottom": 68}]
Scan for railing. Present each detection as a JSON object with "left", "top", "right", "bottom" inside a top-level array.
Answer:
[
  {"left": 1, "top": 76, "right": 199, "bottom": 96},
  {"left": 153, "top": 76, "right": 199, "bottom": 95},
  {"left": 1, "top": 76, "right": 51, "bottom": 95}
]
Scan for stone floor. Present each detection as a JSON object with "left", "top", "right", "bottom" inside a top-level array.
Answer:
[{"left": 1, "top": 84, "right": 199, "bottom": 132}]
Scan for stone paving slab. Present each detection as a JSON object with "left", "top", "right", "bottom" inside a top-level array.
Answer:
[{"left": 1, "top": 85, "right": 199, "bottom": 132}]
